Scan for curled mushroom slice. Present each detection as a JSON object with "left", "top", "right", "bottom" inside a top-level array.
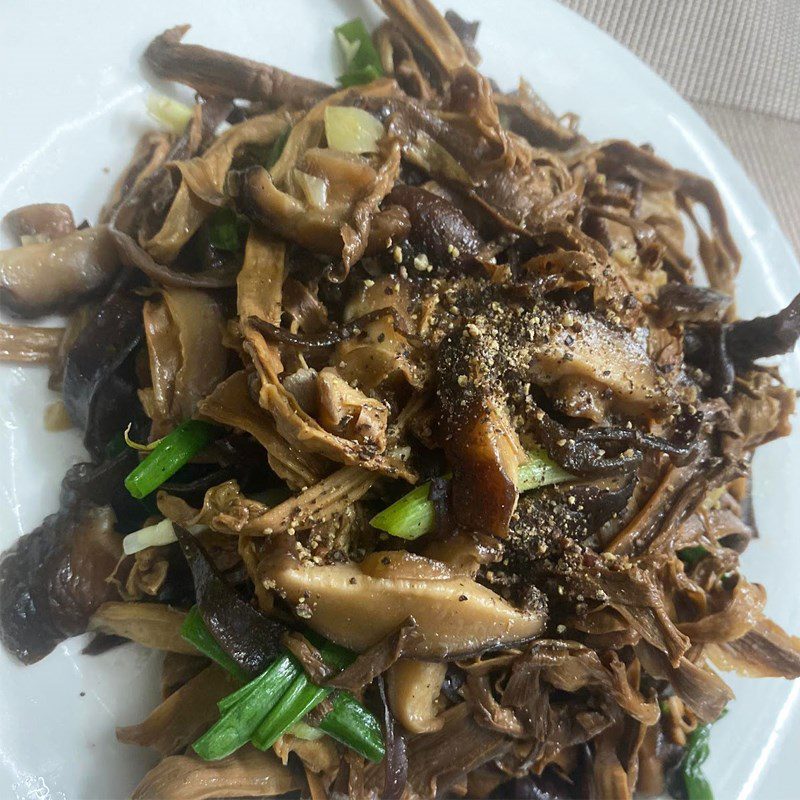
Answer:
[
  {"left": 375, "top": 0, "right": 469, "bottom": 77},
  {"left": 0, "top": 323, "right": 63, "bottom": 365},
  {"left": 89, "top": 602, "right": 195, "bottom": 655},
  {"left": 4, "top": 203, "right": 75, "bottom": 243},
  {"left": 144, "top": 25, "right": 332, "bottom": 109},
  {"left": 387, "top": 658, "right": 447, "bottom": 733},
  {"left": 317, "top": 367, "right": 389, "bottom": 451},
  {"left": 263, "top": 550, "right": 545, "bottom": 659},
  {"left": 232, "top": 152, "right": 407, "bottom": 270},
  {"left": 144, "top": 111, "right": 293, "bottom": 263},
  {"left": 0, "top": 226, "right": 118, "bottom": 317},
  {"left": 141, "top": 287, "right": 227, "bottom": 437},
  {"left": 131, "top": 745, "right": 299, "bottom": 800}
]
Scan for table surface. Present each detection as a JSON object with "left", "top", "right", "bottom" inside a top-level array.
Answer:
[{"left": 560, "top": 0, "right": 800, "bottom": 258}]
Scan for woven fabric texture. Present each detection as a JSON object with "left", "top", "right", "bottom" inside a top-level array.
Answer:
[{"left": 558, "top": 0, "right": 800, "bottom": 256}]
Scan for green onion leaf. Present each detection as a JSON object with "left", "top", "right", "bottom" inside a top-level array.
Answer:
[
  {"left": 338, "top": 64, "right": 383, "bottom": 88},
  {"left": 319, "top": 691, "right": 385, "bottom": 762},
  {"left": 334, "top": 18, "right": 384, "bottom": 87},
  {"left": 208, "top": 207, "right": 249, "bottom": 252},
  {"left": 217, "top": 676, "right": 261, "bottom": 713},
  {"left": 250, "top": 638, "right": 355, "bottom": 752},
  {"left": 180, "top": 606, "right": 248, "bottom": 682},
  {"left": 370, "top": 482, "right": 436, "bottom": 540},
  {"left": 124, "top": 419, "right": 219, "bottom": 499},
  {"left": 681, "top": 723, "right": 715, "bottom": 800},
  {"left": 189, "top": 612, "right": 385, "bottom": 763},
  {"left": 679, "top": 546, "right": 708, "bottom": 568},
  {"left": 370, "top": 448, "right": 572, "bottom": 540},
  {"left": 517, "top": 447, "right": 573, "bottom": 491},
  {"left": 264, "top": 126, "right": 291, "bottom": 170},
  {"left": 193, "top": 655, "right": 298, "bottom": 761},
  {"left": 251, "top": 673, "right": 331, "bottom": 752}
]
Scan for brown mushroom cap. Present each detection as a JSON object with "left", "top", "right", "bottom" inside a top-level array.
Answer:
[
  {"left": 264, "top": 550, "right": 545, "bottom": 659},
  {"left": 0, "top": 226, "right": 118, "bottom": 317}
]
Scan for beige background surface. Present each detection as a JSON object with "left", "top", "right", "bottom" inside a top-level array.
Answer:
[{"left": 559, "top": 0, "right": 800, "bottom": 257}]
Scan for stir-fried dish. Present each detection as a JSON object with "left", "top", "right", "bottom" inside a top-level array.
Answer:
[{"left": 2, "top": 3, "right": 800, "bottom": 798}]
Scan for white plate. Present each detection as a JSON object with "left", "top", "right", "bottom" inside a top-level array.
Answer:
[{"left": 1, "top": 1, "right": 799, "bottom": 798}]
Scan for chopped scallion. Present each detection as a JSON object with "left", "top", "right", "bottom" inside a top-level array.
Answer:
[
  {"left": 208, "top": 207, "right": 249, "bottom": 252},
  {"left": 193, "top": 655, "right": 298, "bottom": 761},
  {"left": 681, "top": 722, "right": 715, "bottom": 800},
  {"left": 188, "top": 614, "right": 384, "bottom": 763},
  {"left": 319, "top": 690, "right": 385, "bottom": 762},
  {"left": 369, "top": 481, "right": 436, "bottom": 540},
  {"left": 250, "top": 672, "right": 331, "bottom": 751},
  {"left": 122, "top": 518, "right": 177, "bottom": 556},
  {"left": 517, "top": 446, "right": 573, "bottom": 490},
  {"left": 180, "top": 606, "right": 248, "bottom": 682},
  {"left": 338, "top": 64, "right": 383, "bottom": 88},
  {"left": 124, "top": 419, "right": 220, "bottom": 499},
  {"left": 370, "top": 448, "right": 573, "bottom": 540},
  {"left": 146, "top": 92, "right": 193, "bottom": 134},
  {"left": 679, "top": 546, "right": 708, "bottom": 567},
  {"left": 334, "top": 18, "right": 384, "bottom": 87}
]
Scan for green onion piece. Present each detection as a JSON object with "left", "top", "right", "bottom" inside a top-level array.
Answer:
[
  {"left": 180, "top": 606, "right": 248, "bottom": 682},
  {"left": 193, "top": 621, "right": 385, "bottom": 762},
  {"left": 146, "top": 92, "right": 193, "bottom": 134},
  {"left": 334, "top": 18, "right": 383, "bottom": 87},
  {"left": 681, "top": 723, "right": 714, "bottom": 800},
  {"left": 319, "top": 691, "right": 385, "bottom": 762},
  {"left": 250, "top": 639, "right": 356, "bottom": 752},
  {"left": 264, "top": 126, "right": 291, "bottom": 169},
  {"left": 370, "top": 482, "right": 436, "bottom": 540},
  {"left": 679, "top": 546, "right": 708, "bottom": 567},
  {"left": 193, "top": 655, "right": 298, "bottom": 761},
  {"left": 338, "top": 64, "right": 382, "bottom": 88},
  {"left": 251, "top": 673, "right": 331, "bottom": 751},
  {"left": 517, "top": 447, "right": 573, "bottom": 491},
  {"left": 124, "top": 420, "right": 219, "bottom": 499},
  {"left": 208, "top": 207, "right": 249, "bottom": 252},
  {"left": 218, "top": 676, "right": 261, "bottom": 713},
  {"left": 370, "top": 448, "right": 573, "bottom": 540},
  {"left": 301, "top": 635, "right": 355, "bottom": 673}
]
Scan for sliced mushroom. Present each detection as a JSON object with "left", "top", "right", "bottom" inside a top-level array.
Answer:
[
  {"left": 387, "top": 184, "right": 483, "bottom": 267},
  {"left": 0, "top": 226, "right": 118, "bottom": 317},
  {"left": 198, "top": 370, "right": 326, "bottom": 490},
  {"left": 263, "top": 550, "right": 545, "bottom": 658},
  {"left": 131, "top": 745, "right": 299, "bottom": 800},
  {"left": 0, "top": 504, "right": 121, "bottom": 664},
  {"left": 387, "top": 658, "right": 447, "bottom": 733},
  {"left": 140, "top": 287, "right": 227, "bottom": 436},
  {"left": 144, "top": 25, "right": 332, "bottom": 109},
  {"left": 0, "top": 323, "right": 63, "bottom": 364},
  {"left": 316, "top": 367, "right": 389, "bottom": 451},
  {"left": 4, "top": 203, "right": 75, "bottom": 243},
  {"left": 89, "top": 602, "right": 195, "bottom": 654},
  {"left": 438, "top": 359, "right": 524, "bottom": 538},
  {"left": 117, "top": 665, "right": 238, "bottom": 756}
]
